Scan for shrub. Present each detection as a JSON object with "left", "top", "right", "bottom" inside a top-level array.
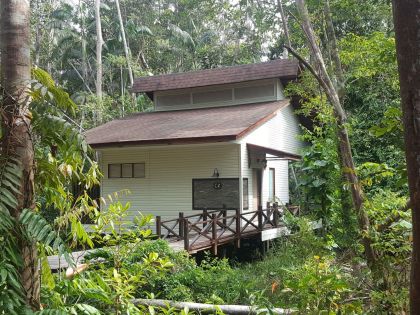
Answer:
[{"left": 279, "top": 255, "right": 362, "bottom": 314}]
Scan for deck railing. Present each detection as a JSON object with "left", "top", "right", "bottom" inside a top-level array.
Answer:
[{"left": 156, "top": 203, "right": 286, "bottom": 254}]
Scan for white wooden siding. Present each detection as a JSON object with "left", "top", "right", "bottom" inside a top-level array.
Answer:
[
  {"left": 241, "top": 104, "right": 303, "bottom": 155},
  {"left": 99, "top": 143, "right": 240, "bottom": 228},
  {"left": 240, "top": 145, "right": 290, "bottom": 212},
  {"left": 239, "top": 104, "right": 302, "bottom": 211},
  {"left": 154, "top": 79, "right": 284, "bottom": 111},
  {"left": 262, "top": 157, "right": 289, "bottom": 205}
]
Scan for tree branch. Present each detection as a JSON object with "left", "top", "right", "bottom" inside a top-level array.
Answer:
[
  {"left": 283, "top": 44, "right": 330, "bottom": 96},
  {"left": 376, "top": 199, "right": 412, "bottom": 232}
]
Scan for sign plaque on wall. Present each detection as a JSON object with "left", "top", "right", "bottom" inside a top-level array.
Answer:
[{"left": 192, "top": 178, "right": 248, "bottom": 210}]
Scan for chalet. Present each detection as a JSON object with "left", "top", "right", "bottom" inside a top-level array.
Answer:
[{"left": 85, "top": 59, "right": 304, "bottom": 228}]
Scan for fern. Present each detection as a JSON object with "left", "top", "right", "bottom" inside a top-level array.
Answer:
[
  {"left": 19, "top": 209, "right": 75, "bottom": 268},
  {"left": 0, "top": 154, "right": 27, "bottom": 313},
  {"left": 0, "top": 156, "right": 21, "bottom": 215}
]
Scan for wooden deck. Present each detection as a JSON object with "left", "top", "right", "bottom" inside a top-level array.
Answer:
[{"left": 48, "top": 204, "right": 289, "bottom": 269}]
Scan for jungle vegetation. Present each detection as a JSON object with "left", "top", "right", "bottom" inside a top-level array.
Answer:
[{"left": 0, "top": 0, "right": 419, "bottom": 314}]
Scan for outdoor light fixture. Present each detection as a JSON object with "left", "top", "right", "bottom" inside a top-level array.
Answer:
[{"left": 212, "top": 168, "right": 220, "bottom": 178}]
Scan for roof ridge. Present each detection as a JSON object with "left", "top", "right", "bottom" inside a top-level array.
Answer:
[
  {"left": 134, "top": 58, "right": 294, "bottom": 80},
  {"left": 131, "top": 59, "right": 299, "bottom": 93}
]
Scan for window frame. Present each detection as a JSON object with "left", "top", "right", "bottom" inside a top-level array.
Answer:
[
  {"left": 108, "top": 163, "right": 146, "bottom": 179},
  {"left": 108, "top": 163, "right": 122, "bottom": 178},
  {"left": 268, "top": 168, "right": 276, "bottom": 201}
]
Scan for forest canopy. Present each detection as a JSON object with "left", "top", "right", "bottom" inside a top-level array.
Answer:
[{"left": 1, "top": 0, "right": 418, "bottom": 314}]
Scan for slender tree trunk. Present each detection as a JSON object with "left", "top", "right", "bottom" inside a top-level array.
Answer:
[
  {"left": 294, "top": 0, "right": 377, "bottom": 267},
  {"left": 276, "top": 0, "right": 291, "bottom": 57},
  {"left": 115, "top": 0, "right": 134, "bottom": 87},
  {"left": 323, "top": 0, "right": 344, "bottom": 96},
  {"left": 115, "top": 0, "right": 136, "bottom": 107},
  {"left": 79, "top": 0, "right": 89, "bottom": 86},
  {"left": 391, "top": 1, "right": 420, "bottom": 313},
  {"left": 0, "top": 0, "right": 39, "bottom": 310},
  {"left": 95, "top": 0, "right": 103, "bottom": 123}
]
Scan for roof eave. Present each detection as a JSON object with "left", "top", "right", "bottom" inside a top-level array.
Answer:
[{"left": 88, "top": 135, "right": 238, "bottom": 149}]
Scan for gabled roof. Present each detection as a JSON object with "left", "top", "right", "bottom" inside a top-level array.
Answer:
[
  {"left": 85, "top": 100, "right": 290, "bottom": 148},
  {"left": 132, "top": 59, "right": 299, "bottom": 93}
]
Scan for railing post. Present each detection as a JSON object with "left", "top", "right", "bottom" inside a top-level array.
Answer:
[
  {"left": 211, "top": 213, "right": 218, "bottom": 255},
  {"left": 203, "top": 209, "right": 208, "bottom": 230},
  {"left": 235, "top": 209, "right": 241, "bottom": 248},
  {"left": 258, "top": 205, "right": 263, "bottom": 230},
  {"left": 273, "top": 203, "right": 279, "bottom": 227},
  {"left": 222, "top": 205, "right": 227, "bottom": 227},
  {"left": 183, "top": 218, "right": 189, "bottom": 251},
  {"left": 179, "top": 212, "right": 184, "bottom": 238},
  {"left": 156, "top": 216, "right": 161, "bottom": 238}
]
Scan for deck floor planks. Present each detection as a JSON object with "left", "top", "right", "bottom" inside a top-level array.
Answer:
[{"left": 47, "top": 224, "right": 283, "bottom": 269}]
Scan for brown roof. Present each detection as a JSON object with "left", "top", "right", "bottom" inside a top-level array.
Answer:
[
  {"left": 132, "top": 59, "right": 299, "bottom": 93},
  {"left": 85, "top": 101, "right": 290, "bottom": 148}
]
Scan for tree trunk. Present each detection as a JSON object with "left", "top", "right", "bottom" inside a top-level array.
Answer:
[
  {"left": 95, "top": 0, "right": 103, "bottom": 123},
  {"left": 294, "top": 0, "right": 377, "bottom": 267},
  {"left": 115, "top": 0, "right": 136, "bottom": 109},
  {"left": 391, "top": 1, "right": 420, "bottom": 313},
  {"left": 323, "top": 0, "right": 344, "bottom": 96},
  {"left": 276, "top": 0, "right": 291, "bottom": 57},
  {"left": 0, "top": 0, "right": 39, "bottom": 310},
  {"left": 79, "top": 0, "right": 89, "bottom": 86},
  {"left": 115, "top": 0, "right": 134, "bottom": 88}
]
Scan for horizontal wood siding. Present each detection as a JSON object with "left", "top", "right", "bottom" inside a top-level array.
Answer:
[
  {"left": 261, "top": 158, "right": 289, "bottom": 205},
  {"left": 240, "top": 104, "right": 302, "bottom": 210},
  {"left": 99, "top": 144, "right": 240, "bottom": 230},
  {"left": 240, "top": 146, "right": 289, "bottom": 212},
  {"left": 241, "top": 105, "right": 303, "bottom": 155}
]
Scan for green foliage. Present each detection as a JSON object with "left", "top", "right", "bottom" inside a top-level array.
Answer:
[
  {"left": 1, "top": 68, "right": 100, "bottom": 313},
  {"left": 19, "top": 209, "right": 74, "bottom": 267},
  {"left": 281, "top": 256, "right": 360, "bottom": 314},
  {"left": 0, "top": 148, "right": 27, "bottom": 312},
  {"left": 366, "top": 191, "right": 410, "bottom": 313}
]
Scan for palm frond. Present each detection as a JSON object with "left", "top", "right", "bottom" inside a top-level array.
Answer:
[{"left": 19, "top": 209, "right": 75, "bottom": 267}]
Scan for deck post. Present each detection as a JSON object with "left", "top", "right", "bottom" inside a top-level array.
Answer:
[
  {"left": 156, "top": 216, "right": 161, "bottom": 238},
  {"left": 258, "top": 205, "right": 263, "bottom": 230},
  {"left": 235, "top": 209, "right": 241, "bottom": 248},
  {"left": 203, "top": 209, "right": 208, "bottom": 230},
  {"left": 273, "top": 203, "right": 279, "bottom": 227},
  {"left": 211, "top": 213, "right": 218, "bottom": 255},
  {"left": 222, "top": 205, "right": 227, "bottom": 227},
  {"left": 179, "top": 212, "right": 184, "bottom": 238},
  {"left": 183, "top": 218, "right": 189, "bottom": 251}
]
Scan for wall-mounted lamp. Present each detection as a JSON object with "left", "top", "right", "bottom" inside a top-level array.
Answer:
[
  {"left": 212, "top": 168, "right": 220, "bottom": 178},
  {"left": 256, "top": 158, "right": 268, "bottom": 169}
]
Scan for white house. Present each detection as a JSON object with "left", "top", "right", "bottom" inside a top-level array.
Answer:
[{"left": 85, "top": 59, "right": 304, "bottom": 225}]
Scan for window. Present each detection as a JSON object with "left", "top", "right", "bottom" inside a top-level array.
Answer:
[
  {"left": 108, "top": 163, "right": 145, "bottom": 178},
  {"left": 268, "top": 168, "right": 275, "bottom": 201},
  {"left": 192, "top": 89, "right": 232, "bottom": 104},
  {"left": 243, "top": 178, "right": 249, "bottom": 210},
  {"left": 133, "top": 163, "right": 146, "bottom": 178},
  {"left": 234, "top": 83, "right": 274, "bottom": 100},
  {"left": 157, "top": 93, "right": 191, "bottom": 107},
  {"left": 108, "top": 164, "right": 121, "bottom": 178},
  {"left": 121, "top": 164, "right": 133, "bottom": 178}
]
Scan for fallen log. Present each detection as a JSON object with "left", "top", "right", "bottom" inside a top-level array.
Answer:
[{"left": 132, "top": 298, "right": 295, "bottom": 314}]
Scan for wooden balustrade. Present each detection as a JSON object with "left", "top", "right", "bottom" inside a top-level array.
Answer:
[{"left": 156, "top": 205, "right": 286, "bottom": 253}]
